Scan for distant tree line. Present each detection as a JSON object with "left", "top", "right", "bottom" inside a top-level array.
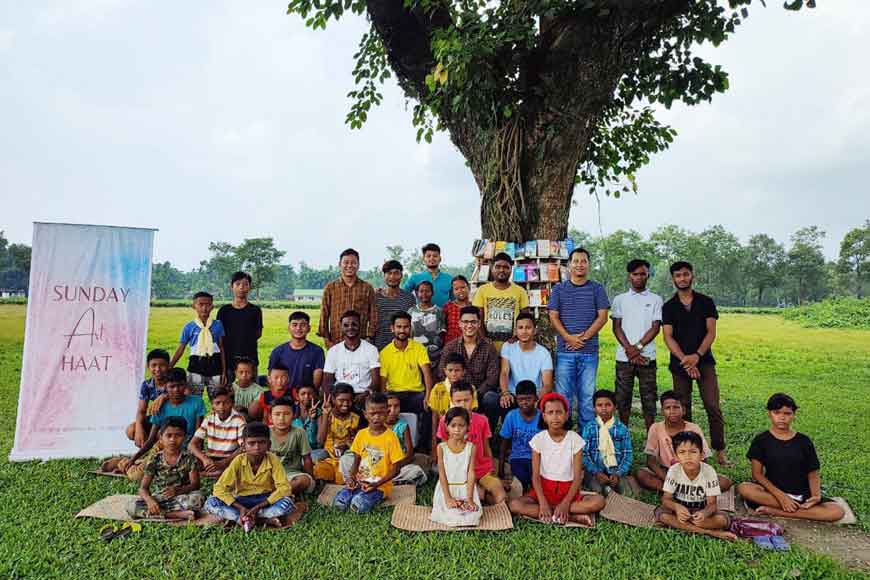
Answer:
[{"left": 1, "top": 222, "right": 867, "bottom": 306}]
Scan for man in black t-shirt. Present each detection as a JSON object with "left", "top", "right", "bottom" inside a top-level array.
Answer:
[
  {"left": 217, "top": 271, "right": 264, "bottom": 380},
  {"left": 737, "top": 393, "right": 845, "bottom": 522},
  {"left": 661, "top": 261, "right": 728, "bottom": 465}
]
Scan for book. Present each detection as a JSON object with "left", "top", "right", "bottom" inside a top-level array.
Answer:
[
  {"left": 513, "top": 265, "right": 526, "bottom": 283},
  {"left": 567, "top": 238, "right": 575, "bottom": 254},
  {"left": 494, "top": 241, "right": 507, "bottom": 256},
  {"left": 547, "top": 262, "right": 560, "bottom": 282},
  {"left": 514, "top": 242, "right": 525, "bottom": 260},
  {"left": 483, "top": 241, "right": 495, "bottom": 260},
  {"left": 471, "top": 239, "right": 487, "bottom": 257},
  {"left": 478, "top": 264, "right": 491, "bottom": 282},
  {"left": 541, "top": 287, "right": 550, "bottom": 306},
  {"left": 529, "top": 289, "right": 542, "bottom": 307},
  {"left": 526, "top": 263, "right": 540, "bottom": 282},
  {"left": 559, "top": 240, "right": 569, "bottom": 259},
  {"left": 560, "top": 266, "right": 569, "bottom": 281},
  {"left": 470, "top": 263, "right": 480, "bottom": 283},
  {"left": 550, "top": 240, "right": 561, "bottom": 257},
  {"left": 525, "top": 240, "right": 537, "bottom": 258},
  {"left": 537, "top": 239, "right": 550, "bottom": 258},
  {"left": 505, "top": 242, "right": 516, "bottom": 259}
]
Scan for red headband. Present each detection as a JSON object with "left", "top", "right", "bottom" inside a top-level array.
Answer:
[{"left": 539, "top": 392, "right": 569, "bottom": 413}]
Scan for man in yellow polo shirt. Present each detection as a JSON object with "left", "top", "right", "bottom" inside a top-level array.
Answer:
[{"left": 380, "top": 311, "right": 434, "bottom": 451}]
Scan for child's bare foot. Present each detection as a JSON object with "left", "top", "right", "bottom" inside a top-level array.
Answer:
[
  {"left": 165, "top": 510, "right": 195, "bottom": 521},
  {"left": 569, "top": 514, "right": 594, "bottom": 527},
  {"left": 713, "top": 530, "right": 738, "bottom": 541},
  {"left": 264, "top": 517, "right": 283, "bottom": 528},
  {"left": 755, "top": 506, "right": 773, "bottom": 515},
  {"left": 100, "top": 458, "right": 121, "bottom": 473}
]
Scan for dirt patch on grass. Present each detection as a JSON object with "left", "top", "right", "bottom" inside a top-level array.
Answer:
[{"left": 777, "top": 518, "right": 870, "bottom": 571}]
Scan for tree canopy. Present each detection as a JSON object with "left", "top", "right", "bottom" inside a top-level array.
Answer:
[{"left": 285, "top": 0, "right": 815, "bottom": 239}]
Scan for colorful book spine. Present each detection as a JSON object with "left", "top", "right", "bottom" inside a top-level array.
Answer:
[
  {"left": 526, "top": 263, "right": 540, "bottom": 282},
  {"left": 504, "top": 242, "right": 516, "bottom": 259},
  {"left": 483, "top": 241, "right": 495, "bottom": 260},
  {"left": 537, "top": 239, "right": 550, "bottom": 258},
  {"left": 528, "top": 289, "right": 542, "bottom": 307},
  {"left": 478, "top": 264, "right": 491, "bottom": 282},
  {"left": 548, "top": 262, "right": 560, "bottom": 282},
  {"left": 559, "top": 240, "right": 569, "bottom": 259},
  {"left": 525, "top": 240, "right": 537, "bottom": 258},
  {"left": 513, "top": 266, "right": 526, "bottom": 283}
]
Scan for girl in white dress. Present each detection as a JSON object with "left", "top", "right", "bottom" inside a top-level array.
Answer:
[{"left": 430, "top": 407, "right": 482, "bottom": 526}]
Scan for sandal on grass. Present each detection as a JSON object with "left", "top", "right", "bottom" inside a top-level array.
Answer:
[
  {"left": 752, "top": 536, "right": 776, "bottom": 550},
  {"left": 112, "top": 521, "right": 142, "bottom": 540},
  {"left": 770, "top": 535, "right": 790, "bottom": 551}
]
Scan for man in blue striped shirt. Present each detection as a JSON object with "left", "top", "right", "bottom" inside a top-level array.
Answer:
[{"left": 547, "top": 247, "right": 610, "bottom": 430}]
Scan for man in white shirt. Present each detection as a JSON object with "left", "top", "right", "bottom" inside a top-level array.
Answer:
[
  {"left": 611, "top": 259, "right": 663, "bottom": 430},
  {"left": 323, "top": 310, "right": 381, "bottom": 408}
]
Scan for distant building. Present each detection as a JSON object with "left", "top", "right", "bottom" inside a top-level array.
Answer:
[
  {"left": 0, "top": 288, "right": 26, "bottom": 298},
  {"left": 290, "top": 289, "right": 324, "bottom": 304}
]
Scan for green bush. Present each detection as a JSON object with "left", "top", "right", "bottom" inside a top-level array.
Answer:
[{"left": 783, "top": 297, "right": 870, "bottom": 329}]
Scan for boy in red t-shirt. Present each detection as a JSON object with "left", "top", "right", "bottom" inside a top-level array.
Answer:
[{"left": 436, "top": 380, "right": 506, "bottom": 505}]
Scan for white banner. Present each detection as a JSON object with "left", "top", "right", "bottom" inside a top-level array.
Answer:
[{"left": 10, "top": 222, "right": 155, "bottom": 461}]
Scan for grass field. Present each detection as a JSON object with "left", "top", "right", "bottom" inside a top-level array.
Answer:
[{"left": 0, "top": 305, "right": 868, "bottom": 579}]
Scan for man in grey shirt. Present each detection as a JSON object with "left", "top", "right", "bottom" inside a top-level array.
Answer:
[{"left": 374, "top": 260, "right": 417, "bottom": 351}]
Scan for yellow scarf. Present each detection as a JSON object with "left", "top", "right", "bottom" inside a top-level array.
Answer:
[
  {"left": 193, "top": 317, "right": 215, "bottom": 358},
  {"left": 597, "top": 415, "right": 617, "bottom": 469}
]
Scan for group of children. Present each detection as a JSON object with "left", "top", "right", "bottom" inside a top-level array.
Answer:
[{"left": 110, "top": 289, "right": 844, "bottom": 533}]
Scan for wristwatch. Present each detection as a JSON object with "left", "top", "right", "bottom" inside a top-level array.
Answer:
[{"left": 634, "top": 342, "right": 644, "bottom": 350}]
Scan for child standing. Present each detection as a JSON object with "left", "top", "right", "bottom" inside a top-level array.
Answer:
[
  {"left": 386, "top": 393, "right": 428, "bottom": 486},
  {"left": 231, "top": 357, "right": 265, "bottom": 419},
  {"left": 313, "top": 383, "right": 360, "bottom": 483},
  {"left": 442, "top": 275, "right": 471, "bottom": 345},
  {"left": 269, "top": 397, "right": 316, "bottom": 495},
  {"left": 189, "top": 388, "right": 246, "bottom": 478},
  {"left": 656, "top": 431, "right": 735, "bottom": 540},
  {"left": 636, "top": 391, "right": 731, "bottom": 492},
  {"left": 580, "top": 390, "right": 633, "bottom": 496},
  {"left": 408, "top": 281, "right": 446, "bottom": 368},
  {"left": 126, "top": 348, "right": 171, "bottom": 448},
  {"left": 292, "top": 384, "right": 325, "bottom": 461},
  {"left": 204, "top": 422, "right": 297, "bottom": 527},
  {"left": 509, "top": 393, "right": 605, "bottom": 525},
  {"left": 436, "top": 381, "right": 505, "bottom": 505},
  {"left": 737, "top": 393, "right": 844, "bottom": 522},
  {"left": 431, "top": 406, "right": 482, "bottom": 527},
  {"left": 126, "top": 417, "right": 204, "bottom": 520},
  {"left": 428, "top": 353, "right": 478, "bottom": 451},
  {"left": 333, "top": 393, "right": 405, "bottom": 514},
  {"left": 498, "top": 380, "right": 541, "bottom": 491},
  {"left": 169, "top": 291, "right": 226, "bottom": 399},
  {"left": 249, "top": 364, "right": 291, "bottom": 425}
]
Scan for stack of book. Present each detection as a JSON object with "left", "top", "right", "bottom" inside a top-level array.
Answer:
[{"left": 469, "top": 237, "right": 575, "bottom": 317}]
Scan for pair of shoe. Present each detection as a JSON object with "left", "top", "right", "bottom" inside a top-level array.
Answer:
[
  {"left": 753, "top": 535, "right": 790, "bottom": 551},
  {"left": 98, "top": 521, "right": 142, "bottom": 542}
]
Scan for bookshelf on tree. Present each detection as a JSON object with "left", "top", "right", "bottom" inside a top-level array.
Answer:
[{"left": 469, "top": 238, "right": 575, "bottom": 319}]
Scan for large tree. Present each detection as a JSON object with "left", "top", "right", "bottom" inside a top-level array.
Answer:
[
  {"left": 837, "top": 220, "right": 870, "bottom": 298},
  {"left": 286, "top": 0, "right": 813, "bottom": 239}
]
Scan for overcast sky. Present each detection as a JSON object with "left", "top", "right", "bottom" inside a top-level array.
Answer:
[{"left": 1, "top": 1, "right": 867, "bottom": 270}]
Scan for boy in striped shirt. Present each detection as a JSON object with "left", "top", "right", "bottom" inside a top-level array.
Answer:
[{"left": 190, "top": 387, "right": 246, "bottom": 477}]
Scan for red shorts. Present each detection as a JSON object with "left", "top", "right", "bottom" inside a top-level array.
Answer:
[{"left": 527, "top": 477, "right": 583, "bottom": 505}]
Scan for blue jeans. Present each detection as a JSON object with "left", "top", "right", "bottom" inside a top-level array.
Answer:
[
  {"left": 555, "top": 351, "right": 599, "bottom": 430},
  {"left": 510, "top": 458, "right": 533, "bottom": 490},
  {"left": 204, "top": 493, "right": 295, "bottom": 523},
  {"left": 333, "top": 487, "right": 385, "bottom": 514}
]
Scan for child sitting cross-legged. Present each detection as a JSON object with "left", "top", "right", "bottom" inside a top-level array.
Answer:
[
  {"left": 636, "top": 390, "right": 731, "bottom": 493},
  {"left": 231, "top": 357, "right": 265, "bottom": 420},
  {"left": 509, "top": 393, "right": 605, "bottom": 525},
  {"left": 269, "top": 397, "right": 316, "bottom": 495},
  {"left": 188, "top": 387, "right": 246, "bottom": 478},
  {"left": 656, "top": 431, "right": 736, "bottom": 540},
  {"left": 292, "top": 384, "right": 326, "bottom": 461},
  {"left": 204, "top": 421, "right": 299, "bottom": 528},
  {"left": 437, "top": 381, "right": 506, "bottom": 505},
  {"left": 430, "top": 406, "right": 482, "bottom": 527},
  {"left": 736, "top": 393, "right": 844, "bottom": 522},
  {"left": 580, "top": 389, "right": 633, "bottom": 496},
  {"left": 386, "top": 393, "right": 427, "bottom": 486},
  {"left": 126, "top": 417, "right": 205, "bottom": 520},
  {"left": 498, "top": 380, "right": 540, "bottom": 492},
  {"left": 333, "top": 393, "right": 405, "bottom": 514},
  {"left": 313, "top": 383, "right": 360, "bottom": 484}
]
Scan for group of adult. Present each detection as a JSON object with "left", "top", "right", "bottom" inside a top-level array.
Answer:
[{"left": 217, "top": 243, "right": 729, "bottom": 462}]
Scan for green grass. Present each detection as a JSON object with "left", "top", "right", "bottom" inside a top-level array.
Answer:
[{"left": 0, "top": 305, "right": 868, "bottom": 579}]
